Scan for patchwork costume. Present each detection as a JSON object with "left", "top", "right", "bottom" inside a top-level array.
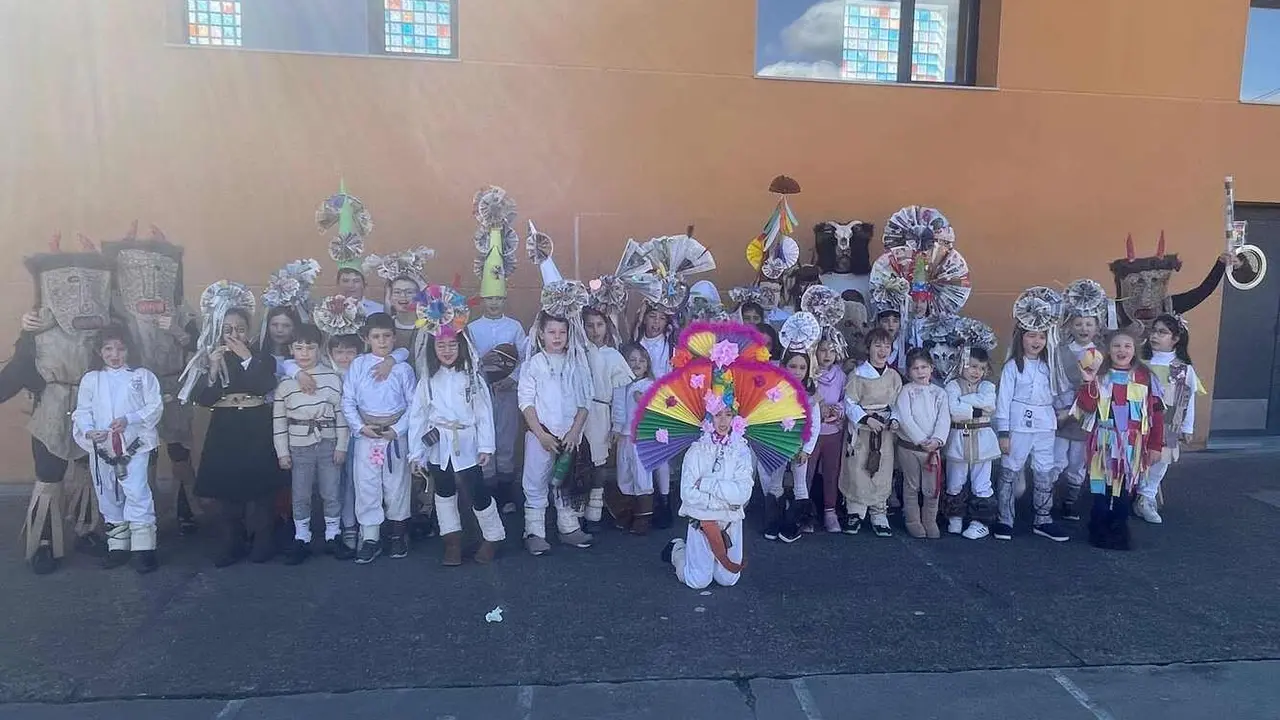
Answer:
[{"left": 1052, "top": 279, "right": 1114, "bottom": 519}]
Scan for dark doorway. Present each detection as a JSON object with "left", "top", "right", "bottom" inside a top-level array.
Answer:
[{"left": 1212, "top": 204, "right": 1280, "bottom": 439}]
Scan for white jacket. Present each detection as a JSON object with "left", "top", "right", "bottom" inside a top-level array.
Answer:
[
  {"left": 893, "top": 382, "right": 949, "bottom": 448},
  {"left": 72, "top": 367, "right": 163, "bottom": 455},
  {"left": 407, "top": 367, "right": 495, "bottom": 472},
  {"left": 943, "top": 379, "right": 1001, "bottom": 462},
  {"left": 994, "top": 358, "right": 1057, "bottom": 434},
  {"left": 678, "top": 437, "right": 754, "bottom": 523}
]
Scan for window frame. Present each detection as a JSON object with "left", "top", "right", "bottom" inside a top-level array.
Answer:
[
  {"left": 165, "top": 0, "right": 460, "bottom": 61},
  {"left": 1242, "top": 0, "right": 1280, "bottom": 104}
]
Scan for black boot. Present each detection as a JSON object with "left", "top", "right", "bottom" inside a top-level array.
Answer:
[
  {"left": 248, "top": 500, "right": 276, "bottom": 564},
  {"left": 388, "top": 520, "right": 409, "bottom": 559},
  {"left": 176, "top": 490, "right": 198, "bottom": 536},
  {"left": 213, "top": 502, "right": 248, "bottom": 568},
  {"left": 132, "top": 550, "right": 158, "bottom": 574},
  {"left": 653, "top": 494, "right": 673, "bottom": 530},
  {"left": 103, "top": 549, "right": 130, "bottom": 569},
  {"left": 283, "top": 539, "right": 310, "bottom": 565},
  {"left": 763, "top": 495, "right": 780, "bottom": 541},
  {"left": 778, "top": 492, "right": 801, "bottom": 543},
  {"left": 30, "top": 544, "right": 58, "bottom": 575}
]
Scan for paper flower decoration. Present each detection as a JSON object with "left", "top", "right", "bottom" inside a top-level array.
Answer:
[
  {"left": 690, "top": 373, "right": 706, "bottom": 389},
  {"left": 709, "top": 339, "right": 739, "bottom": 369},
  {"left": 328, "top": 234, "right": 365, "bottom": 266},
  {"left": 316, "top": 190, "right": 374, "bottom": 238},
  {"left": 364, "top": 247, "right": 435, "bottom": 283},
  {"left": 779, "top": 311, "right": 822, "bottom": 353},
  {"left": 883, "top": 206, "right": 953, "bottom": 251},
  {"left": 539, "top": 280, "right": 591, "bottom": 321},
  {"left": 1063, "top": 279, "right": 1110, "bottom": 321},
  {"left": 617, "top": 233, "right": 716, "bottom": 312},
  {"left": 655, "top": 428, "right": 669, "bottom": 444},
  {"left": 312, "top": 294, "right": 367, "bottom": 337},
  {"left": 415, "top": 284, "right": 471, "bottom": 338},
  {"left": 1013, "top": 287, "right": 1065, "bottom": 333}
]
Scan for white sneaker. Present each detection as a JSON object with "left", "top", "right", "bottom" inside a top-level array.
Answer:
[
  {"left": 1134, "top": 496, "right": 1163, "bottom": 524},
  {"left": 946, "top": 517, "right": 964, "bottom": 535},
  {"left": 962, "top": 521, "right": 990, "bottom": 540}
]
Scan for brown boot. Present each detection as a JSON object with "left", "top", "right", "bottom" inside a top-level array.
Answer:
[
  {"left": 922, "top": 494, "right": 941, "bottom": 539},
  {"left": 442, "top": 532, "right": 462, "bottom": 566},
  {"left": 474, "top": 540, "right": 496, "bottom": 564},
  {"left": 605, "top": 482, "right": 633, "bottom": 530},
  {"left": 903, "top": 494, "right": 926, "bottom": 539},
  {"left": 630, "top": 494, "right": 654, "bottom": 535}
]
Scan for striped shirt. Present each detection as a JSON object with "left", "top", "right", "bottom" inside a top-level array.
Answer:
[{"left": 272, "top": 367, "right": 349, "bottom": 457}]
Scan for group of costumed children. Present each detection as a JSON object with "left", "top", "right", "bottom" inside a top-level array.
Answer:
[{"left": 6, "top": 175, "right": 1243, "bottom": 589}]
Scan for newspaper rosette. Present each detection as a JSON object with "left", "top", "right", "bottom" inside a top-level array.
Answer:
[
  {"left": 263, "top": 258, "right": 321, "bottom": 309},
  {"left": 526, "top": 223, "right": 554, "bottom": 264},
  {"left": 316, "top": 191, "right": 373, "bottom": 237},
  {"left": 415, "top": 284, "right": 471, "bottom": 339},
  {"left": 779, "top": 311, "right": 821, "bottom": 353},
  {"left": 1013, "top": 286, "right": 1064, "bottom": 333},
  {"left": 541, "top": 280, "right": 591, "bottom": 321},
  {"left": 800, "top": 285, "right": 845, "bottom": 327},
  {"left": 364, "top": 246, "right": 435, "bottom": 283},
  {"left": 687, "top": 295, "right": 730, "bottom": 322},
  {"left": 729, "top": 285, "right": 778, "bottom": 311},
  {"left": 472, "top": 186, "right": 518, "bottom": 281},
  {"left": 328, "top": 234, "right": 365, "bottom": 267},
  {"left": 587, "top": 274, "right": 628, "bottom": 317},
  {"left": 870, "top": 245, "right": 971, "bottom": 318},
  {"left": 954, "top": 316, "right": 998, "bottom": 353},
  {"left": 312, "top": 294, "right": 366, "bottom": 337},
  {"left": 883, "top": 206, "right": 955, "bottom": 251},
  {"left": 1063, "top": 278, "right": 1109, "bottom": 322}
]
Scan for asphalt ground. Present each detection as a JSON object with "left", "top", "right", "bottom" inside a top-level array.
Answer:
[{"left": 0, "top": 450, "right": 1277, "bottom": 717}]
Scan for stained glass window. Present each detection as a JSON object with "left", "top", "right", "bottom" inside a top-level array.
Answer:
[
  {"left": 187, "top": 0, "right": 242, "bottom": 47},
  {"left": 384, "top": 0, "right": 454, "bottom": 56}
]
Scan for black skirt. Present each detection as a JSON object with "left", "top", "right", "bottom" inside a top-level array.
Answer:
[{"left": 195, "top": 404, "right": 288, "bottom": 502}]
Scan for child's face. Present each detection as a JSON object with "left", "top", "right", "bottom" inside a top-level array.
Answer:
[
  {"left": 712, "top": 408, "right": 734, "bottom": 435},
  {"left": 910, "top": 299, "right": 929, "bottom": 317},
  {"left": 291, "top": 340, "right": 319, "bottom": 368},
  {"left": 785, "top": 354, "right": 809, "bottom": 382},
  {"left": 878, "top": 314, "right": 900, "bottom": 336},
  {"left": 482, "top": 296, "right": 505, "bottom": 318},
  {"left": 584, "top": 313, "right": 609, "bottom": 346},
  {"left": 390, "top": 279, "right": 418, "bottom": 313},
  {"left": 367, "top": 328, "right": 396, "bottom": 357},
  {"left": 625, "top": 348, "right": 650, "bottom": 378},
  {"left": 540, "top": 319, "right": 569, "bottom": 353},
  {"left": 268, "top": 314, "right": 294, "bottom": 347},
  {"left": 909, "top": 358, "right": 933, "bottom": 385},
  {"left": 100, "top": 338, "right": 127, "bottom": 369},
  {"left": 740, "top": 307, "right": 763, "bottom": 325},
  {"left": 1070, "top": 316, "right": 1099, "bottom": 345},
  {"left": 1149, "top": 321, "right": 1177, "bottom": 352},
  {"left": 815, "top": 342, "right": 837, "bottom": 370},
  {"left": 961, "top": 358, "right": 988, "bottom": 384},
  {"left": 434, "top": 336, "right": 459, "bottom": 367},
  {"left": 221, "top": 314, "right": 248, "bottom": 343},
  {"left": 868, "top": 339, "right": 892, "bottom": 365},
  {"left": 1109, "top": 334, "right": 1137, "bottom": 367},
  {"left": 1022, "top": 331, "right": 1047, "bottom": 358},
  {"left": 330, "top": 345, "right": 358, "bottom": 370},
  {"left": 643, "top": 310, "right": 668, "bottom": 338},
  {"left": 338, "top": 272, "right": 366, "bottom": 300}
]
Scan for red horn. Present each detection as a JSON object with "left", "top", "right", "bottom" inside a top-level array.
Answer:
[
  {"left": 77, "top": 233, "right": 97, "bottom": 252},
  {"left": 1125, "top": 233, "right": 1135, "bottom": 261},
  {"left": 48, "top": 231, "right": 62, "bottom": 252},
  {"left": 126, "top": 219, "right": 138, "bottom": 240},
  {"left": 1156, "top": 230, "right": 1165, "bottom": 257}
]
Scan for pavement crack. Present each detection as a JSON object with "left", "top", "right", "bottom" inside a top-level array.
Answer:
[{"left": 733, "top": 677, "right": 757, "bottom": 715}]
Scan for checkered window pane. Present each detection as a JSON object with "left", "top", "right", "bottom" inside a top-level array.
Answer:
[
  {"left": 383, "top": 0, "right": 454, "bottom": 56},
  {"left": 187, "top": 0, "right": 242, "bottom": 47},
  {"left": 909, "top": 5, "right": 949, "bottom": 82},
  {"left": 841, "top": 1, "right": 902, "bottom": 83}
]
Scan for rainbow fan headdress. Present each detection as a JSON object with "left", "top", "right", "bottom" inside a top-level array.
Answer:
[{"left": 631, "top": 321, "right": 814, "bottom": 474}]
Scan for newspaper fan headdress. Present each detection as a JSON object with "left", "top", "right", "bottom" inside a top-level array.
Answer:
[
  {"left": 318, "top": 179, "right": 374, "bottom": 271},
  {"left": 259, "top": 258, "right": 320, "bottom": 345},
  {"left": 312, "top": 294, "right": 367, "bottom": 337},
  {"left": 779, "top": 311, "right": 822, "bottom": 358},
  {"left": 746, "top": 175, "right": 802, "bottom": 281},
  {"left": 473, "top": 186, "right": 519, "bottom": 298},
  {"left": 618, "top": 231, "right": 717, "bottom": 314},
  {"left": 800, "top": 284, "right": 848, "bottom": 359},
  {"left": 1012, "top": 286, "right": 1068, "bottom": 393},
  {"left": 177, "top": 281, "right": 256, "bottom": 403},
  {"left": 363, "top": 246, "right": 435, "bottom": 311},
  {"left": 1063, "top": 278, "right": 1117, "bottom": 330},
  {"left": 883, "top": 205, "right": 955, "bottom": 251}
]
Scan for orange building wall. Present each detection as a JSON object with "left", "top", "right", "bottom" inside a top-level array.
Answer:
[{"left": 0, "top": 0, "right": 1277, "bottom": 480}]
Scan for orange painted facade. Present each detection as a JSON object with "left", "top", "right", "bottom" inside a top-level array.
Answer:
[{"left": 0, "top": 0, "right": 1277, "bottom": 480}]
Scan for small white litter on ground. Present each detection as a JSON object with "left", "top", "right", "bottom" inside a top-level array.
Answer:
[{"left": 485, "top": 606, "right": 504, "bottom": 623}]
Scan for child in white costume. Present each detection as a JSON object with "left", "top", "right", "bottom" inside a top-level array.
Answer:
[
  {"left": 942, "top": 347, "right": 1000, "bottom": 540},
  {"left": 1052, "top": 280, "right": 1109, "bottom": 522},
  {"left": 893, "top": 349, "right": 950, "bottom": 539},
  {"left": 608, "top": 343, "right": 656, "bottom": 534},
  {"left": 582, "top": 306, "right": 634, "bottom": 532},
  {"left": 994, "top": 288, "right": 1071, "bottom": 543},
  {"left": 1136, "top": 313, "right": 1203, "bottom": 524},
  {"left": 519, "top": 240, "right": 594, "bottom": 557},
  {"left": 408, "top": 285, "right": 505, "bottom": 566},
  {"left": 73, "top": 326, "right": 164, "bottom": 573}
]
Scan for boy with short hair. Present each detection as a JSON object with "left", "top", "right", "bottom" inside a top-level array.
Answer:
[
  {"left": 329, "top": 333, "right": 363, "bottom": 558},
  {"left": 274, "top": 324, "right": 349, "bottom": 564},
  {"left": 341, "top": 313, "right": 417, "bottom": 564},
  {"left": 336, "top": 267, "right": 384, "bottom": 317}
]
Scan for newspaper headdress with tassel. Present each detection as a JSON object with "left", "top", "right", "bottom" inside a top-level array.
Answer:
[
  {"left": 778, "top": 311, "right": 822, "bottom": 374},
  {"left": 363, "top": 246, "right": 435, "bottom": 313},
  {"left": 178, "top": 281, "right": 256, "bottom": 403},
  {"left": 317, "top": 179, "right": 374, "bottom": 272},
  {"left": 526, "top": 220, "right": 594, "bottom": 411},
  {"left": 800, "top": 284, "right": 848, "bottom": 360},
  {"left": 473, "top": 186, "right": 518, "bottom": 299},
  {"left": 312, "top": 294, "right": 368, "bottom": 366},
  {"left": 1011, "top": 286, "right": 1068, "bottom": 393},
  {"left": 618, "top": 229, "right": 717, "bottom": 315},
  {"left": 260, "top": 258, "right": 321, "bottom": 346},
  {"left": 746, "top": 175, "right": 802, "bottom": 281},
  {"left": 415, "top": 283, "right": 485, "bottom": 401},
  {"left": 1063, "top": 278, "right": 1118, "bottom": 331}
]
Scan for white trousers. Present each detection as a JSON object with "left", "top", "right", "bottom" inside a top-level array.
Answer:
[
  {"left": 1138, "top": 458, "right": 1171, "bottom": 500},
  {"left": 945, "top": 461, "right": 993, "bottom": 497},
  {"left": 91, "top": 450, "right": 157, "bottom": 551},
  {"left": 672, "top": 519, "right": 743, "bottom": 590},
  {"left": 756, "top": 459, "right": 810, "bottom": 500},
  {"left": 1053, "top": 437, "right": 1088, "bottom": 501},
  {"left": 1001, "top": 431, "right": 1056, "bottom": 473},
  {"left": 352, "top": 436, "right": 411, "bottom": 539},
  {"left": 484, "top": 388, "right": 520, "bottom": 478},
  {"left": 654, "top": 461, "right": 672, "bottom": 495},
  {"left": 520, "top": 431, "right": 580, "bottom": 537},
  {"left": 616, "top": 436, "right": 653, "bottom": 496}
]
